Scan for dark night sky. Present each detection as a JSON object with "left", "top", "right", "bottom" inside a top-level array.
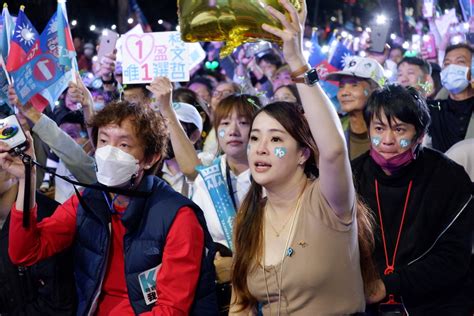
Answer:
[{"left": 8, "top": 0, "right": 457, "bottom": 42}]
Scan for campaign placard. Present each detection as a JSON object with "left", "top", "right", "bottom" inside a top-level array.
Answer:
[{"left": 122, "top": 31, "right": 189, "bottom": 84}]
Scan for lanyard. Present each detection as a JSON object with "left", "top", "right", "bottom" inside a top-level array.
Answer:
[
  {"left": 374, "top": 179, "right": 413, "bottom": 275},
  {"left": 102, "top": 192, "right": 124, "bottom": 215},
  {"left": 225, "top": 161, "right": 238, "bottom": 210}
]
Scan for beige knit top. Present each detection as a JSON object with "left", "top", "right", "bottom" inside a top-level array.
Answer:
[{"left": 246, "top": 180, "right": 365, "bottom": 315}]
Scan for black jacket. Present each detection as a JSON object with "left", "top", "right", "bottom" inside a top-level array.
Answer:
[
  {"left": 0, "top": 192, "right": 76, "bottom": 315},
  {"left": 352, "top": 148, "right": 473, "bottom": 315},
  {"left": 427, "top": 97, "right": 474, "bottom": 153}
]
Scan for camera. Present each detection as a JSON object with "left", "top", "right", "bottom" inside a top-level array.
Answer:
[{"left": 0, "top": 115, "right": 27, "bottom": 152}]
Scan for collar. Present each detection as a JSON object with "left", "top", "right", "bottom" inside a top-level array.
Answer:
[{"left": 120, "top": 175, "right": 156, "bottom": 230}]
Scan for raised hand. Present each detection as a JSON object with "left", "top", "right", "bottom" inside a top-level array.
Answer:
[
  {"left": 67, "top": 73, "right": 94, "bottom": 109},
  {"left": 146, "top": 76, "right": 174, "bottom": 114},
  {"left": 261, "top": 0, "right": 307, "bottom": 67}
]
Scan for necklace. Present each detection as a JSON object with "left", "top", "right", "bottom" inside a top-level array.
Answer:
[
  {"left": 262, "top": 181, "right": 307, "bottom": 316},
  {"left": 266, "top": 203, "right": 294, "bottom": 237}
]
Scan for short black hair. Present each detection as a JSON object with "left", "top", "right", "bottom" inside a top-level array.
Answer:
[
  {"left": 187, "top": 76, "right": 213, "bottom": 94},
  {"left": 257, "top": 51, "right": 283, "bottom": 68},
  {"left": 390, "top": 44, "right": 405, "bottom": 54},
  {"left": 445, "top": 43, "right": 474, "bottom": 58},
  {"left": 398, "top": 56, "right": 432, "bottom": 75},
  {"left": 58, "top": 110, "right": 86, "bottom": 128},
  {"left": 364, "top": 84, "right": 431, "bottom": 138},
  {"left": 123, "top": 83, "right": 149, "bottom": 96}
]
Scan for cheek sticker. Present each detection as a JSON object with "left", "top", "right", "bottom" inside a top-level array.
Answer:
[
  {"left": 218, "top": 129, "right": 226, "bottom": 138},
  {"left": 371, "top": 136, "right": 381, "bottom": 147},
  {"left": 363, "top": 89, "right": 369, "bottom": 97},
  {"left": 247, "top": 144, "right": 251, "bottom": 155},
  {"left": 399, "top": 139, "right": 411, "bottom": 148},
  {"left": 274, "top": 147, "right": 287, "bottom": 159}
]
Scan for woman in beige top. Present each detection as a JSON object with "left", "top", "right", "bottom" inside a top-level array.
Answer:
[{"left": 229, "top": 0, "right": 377, "bottom": 314}]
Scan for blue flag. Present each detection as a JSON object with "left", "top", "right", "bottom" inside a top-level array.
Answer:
[
  {"left": 38, "top": 3, "right": 76, "bottom": 107},
  {"left": 328, "top": 40, "right": 354, "bottom": 70},
  {"left": 0, "top": 4, "right": 14, "bottom": 105}
]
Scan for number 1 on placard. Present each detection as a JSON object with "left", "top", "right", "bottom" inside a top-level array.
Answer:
[
  {"left": 37, "top": 59, "right": 53, "bottom": 80},
  {"left": 136, "top": 40, "right": 143, "bottom": 60},
  {"left": 141, "top": 64, "right": 152, "bottom": 81}
]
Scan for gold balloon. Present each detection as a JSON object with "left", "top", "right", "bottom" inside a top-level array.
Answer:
[{"left": 178, "top": 0, "right": 301, "bottom": 57}]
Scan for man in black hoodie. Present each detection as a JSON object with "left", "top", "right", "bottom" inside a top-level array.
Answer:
[{"left": 352, "top": 85, "right": 473, "bottom": 315}]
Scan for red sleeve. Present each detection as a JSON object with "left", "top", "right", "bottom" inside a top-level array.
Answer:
[
  {"left": 8, "top": 194, "right": 78, "bottom": 266},
  {"left": 141, "top": 206, "right": 204, "bottom": 316}
]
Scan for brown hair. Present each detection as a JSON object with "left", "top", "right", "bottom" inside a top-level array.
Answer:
[
  {"left": 231, "top": 102, "right": 377, "bottom": 311},
  {"left": 212, "top": 94, "right": 261, "bottom": 131},
  {"left": 88, "top": 100, "right": 168, "bottom": 175}
]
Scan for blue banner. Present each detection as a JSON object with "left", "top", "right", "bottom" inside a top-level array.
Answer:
[
  {"left": 10, "top": 53, "right": 62, "bottom": 106},
  {"left": 196, "top": 157, "right": 236, "bottom": 250}
]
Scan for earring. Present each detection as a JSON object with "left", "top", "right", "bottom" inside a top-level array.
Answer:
[{"left": 145, "top": 165, "right": 151, "bottom": 169}]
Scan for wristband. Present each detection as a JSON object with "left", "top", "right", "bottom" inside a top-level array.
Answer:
[{"left": 290, "top": 64, "right": 311, "bottom": 80}]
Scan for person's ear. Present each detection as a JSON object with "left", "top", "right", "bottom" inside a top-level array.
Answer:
[
  {"left": 144, "top": 153, "right": 161, "bottom": 170},
  {"left": 298, "top": 147, "right": 311, "bottom": 165}
]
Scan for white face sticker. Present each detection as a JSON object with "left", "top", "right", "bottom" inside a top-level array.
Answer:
[
  {"left": 399, "top": 138, "right": 411, "bottom": 148},
  {"left": 218, "top": 129, "right": 226, "bottom": 138},
  {"left": 274, "top": 147, "right": 287, "bottom": 159},
  {"left": 371, "top": 136, "right": 381, "bottom": 147},
  {"left": 363, "top": 89, "right": 369, "bottom": 97}
]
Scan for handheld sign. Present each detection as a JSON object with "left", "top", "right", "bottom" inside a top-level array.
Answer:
[{"left": 122, "top": 31, "right": 189, "bottom": 84}]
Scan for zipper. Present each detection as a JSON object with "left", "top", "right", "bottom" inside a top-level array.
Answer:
[
  {"left": 87, "top": 222, "right": 111, "bottom": 316},
  {"left": 407, "top": 195, "right": 472, "bottom": 266}
]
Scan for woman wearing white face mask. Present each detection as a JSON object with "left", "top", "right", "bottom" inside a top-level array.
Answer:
[
  {"left": 2, "top": 101, "right": 219, "bottom": 315},
  {"left": 427, "top": 43, "right": 474, "bottom": 152}
]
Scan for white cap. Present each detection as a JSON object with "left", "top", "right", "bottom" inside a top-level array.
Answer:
[
  {"left": 172, "top": 102, "right": 203, "bottom": 133},
  {"left": 325, "top": 56, "right": 385, "bottom": 87}
]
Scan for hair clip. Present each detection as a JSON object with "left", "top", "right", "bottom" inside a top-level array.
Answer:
[{"left": 246, "top": 97, "right": 261, "bottom": 110}]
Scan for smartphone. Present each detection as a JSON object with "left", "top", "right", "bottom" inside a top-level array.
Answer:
[
  {"left": 422, "top": 0, "right": 435, "bottom": 18},
  {"left": 0, "top": 115, "right": 27, "bottom": 152},
  {"left": 97, "top": 29, "right": 119, "bottom": 63},
  {"left": 411, "top": 34, "right": 421, "bottom": 52},
  {"left": 369, "top": 21, "right": 391, "bottom": 54},
  {"left": 423, "top": 33, "right": 437, "bottom": 59}
]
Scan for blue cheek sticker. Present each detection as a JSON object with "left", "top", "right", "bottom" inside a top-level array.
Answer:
[
  {"left": 363, "top": 89, "right": 369, "bottom": 97},
  {"left": 371, "top": 136, "right": 381, "bottom": 147},
  {"left": 247, "top": 144, "right": 251, "bottom": 155},
  {"left": 218, "top": 129, "right": 226, "bottom": 138},
  {"left": 399, "top": 139, "right": 411, "bottom": 148},
  {"left": 274, "top": 147, "right": 287, "bottom": 159}
]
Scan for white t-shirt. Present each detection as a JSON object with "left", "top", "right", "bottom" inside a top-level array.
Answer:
[{"left": 191, "top": 154, "right": 251, "bottom": 249}]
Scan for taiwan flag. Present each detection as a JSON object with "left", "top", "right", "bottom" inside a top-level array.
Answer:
[
  {"left": 307, "top": 28, "right": 341, "bottom": 111},
  {"left": 6, "top": 6, "right": 40, "bottom": 73},
  {"left": 328, "top": 40, "right": 354, "bottom": 70},
  {"left": 38, "top": 2, "right": 77, "bottom": 107},
  {"left": 8, "top": 6, "right": 58, "bottom": 111}
]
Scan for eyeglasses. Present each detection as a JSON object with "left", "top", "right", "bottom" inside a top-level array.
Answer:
[{"left": 212, "top": 89, "right": 234, "bottom": 98}]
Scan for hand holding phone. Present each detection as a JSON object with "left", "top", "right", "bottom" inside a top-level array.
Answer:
[
  {"left": 369, "top": 21, "right": 391, "bottom": 54},
  {"left": 0, "top": 115, "right": 27, "bottom": 152},
  {"left": 97, "top": 30, "right": 119, "bottom": 64}
]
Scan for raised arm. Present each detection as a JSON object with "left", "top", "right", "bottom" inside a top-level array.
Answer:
[
  {"left": 146, "top": 77, "right": 201, "bottom": 180},
  {"left": 8, "top": 85, "right": 97, "bottom": 184},
  {"left": 263, "top": 0, "right": 354, "bottom": 218}
]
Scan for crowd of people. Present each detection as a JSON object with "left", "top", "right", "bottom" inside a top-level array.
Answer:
[{"left": 0, "top": 0, "right": 473, "bottom": 315}]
